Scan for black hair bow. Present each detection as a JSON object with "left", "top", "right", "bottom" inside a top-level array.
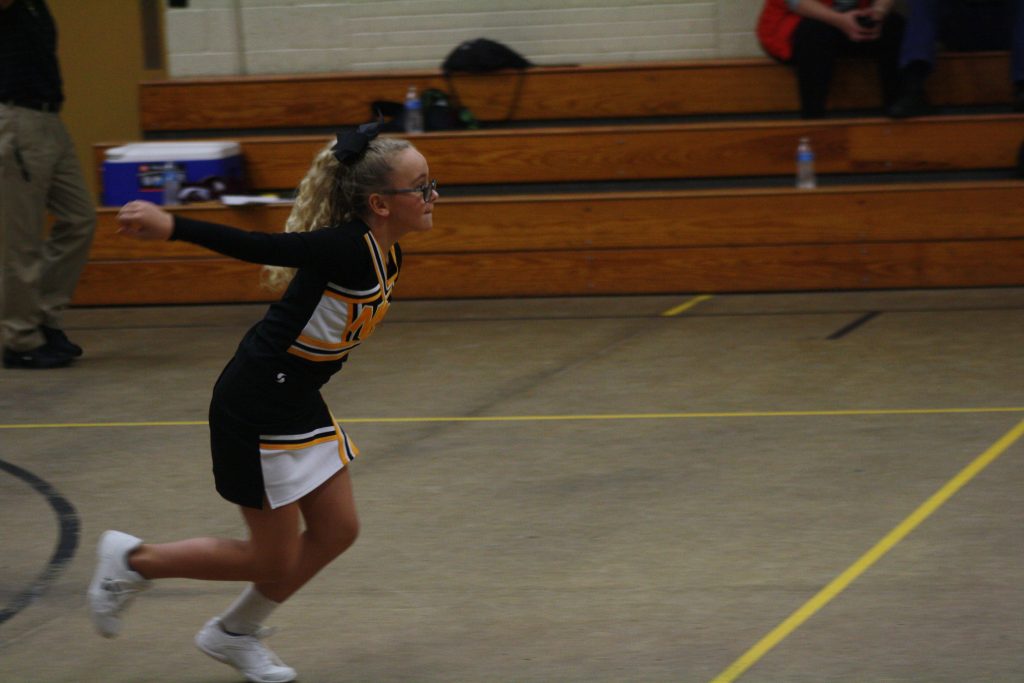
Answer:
[{"left": 332, "top": 117, "right": 382, "bottom": 164}]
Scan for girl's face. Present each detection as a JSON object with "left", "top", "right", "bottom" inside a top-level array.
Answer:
[{"left": 378, "top": 147, "right": 437, "bottom": 235}]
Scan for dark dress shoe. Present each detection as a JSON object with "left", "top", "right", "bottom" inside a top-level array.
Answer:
[
  {"left": 3, "top": 344, "right": 74, "bottom": 369},
  {"left": 41, "top": 325, "right": 83, "bottom": 357},
  {"left": 887, "top": 89, "right": 929, "bottom": 119}
]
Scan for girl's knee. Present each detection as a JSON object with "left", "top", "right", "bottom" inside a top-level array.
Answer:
[
  {"left": 330, "top": 516, "right": 360, "bottom": 556},
  {"left": 314, "top": 515, "right": 359, "bottom": 560}
]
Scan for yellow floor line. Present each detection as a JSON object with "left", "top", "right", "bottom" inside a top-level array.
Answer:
[
  {"left": 1, "top": 407, "right": 1023, "bottom": 429},
  {"left": 708, "top": 417, "right": 1024, "bottom": 683},
  {"left": 661, "top": 294, "right": 713, "bottom": 317}
]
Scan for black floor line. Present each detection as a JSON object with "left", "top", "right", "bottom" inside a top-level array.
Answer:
[
  {"left": 827, "top": 311, "right": 881, "bottom": 340},
  {"left": 0, "top": 459, "right": 80, "bottom": 628}
]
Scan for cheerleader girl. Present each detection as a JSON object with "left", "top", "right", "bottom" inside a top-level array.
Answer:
[{"left": 88, "top": 121, "right": 437, "bottom": 683}]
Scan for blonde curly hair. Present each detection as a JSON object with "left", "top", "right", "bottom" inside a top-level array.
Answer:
[{"left": 262, "top": 136, "right": 412, "bottom": 291}]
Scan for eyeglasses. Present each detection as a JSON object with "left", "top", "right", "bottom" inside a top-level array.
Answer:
[{"left": 377, "top": 178, "right": 438, "bottom": 202}]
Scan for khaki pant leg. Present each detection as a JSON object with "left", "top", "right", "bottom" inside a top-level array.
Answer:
[
  {"left": 39, "top": 115, "right": 96, "bottom": 328},
  {"left": 0, "top": 105, "right": 49, "bottom": 351}
]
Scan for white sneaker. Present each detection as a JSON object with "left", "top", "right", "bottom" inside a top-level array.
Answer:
[
  {"left": 87, "top": 530, "right": 152, "bottom": 638},
  {"left": 195, "top": 617, "right": 297, "bottom": 683}
]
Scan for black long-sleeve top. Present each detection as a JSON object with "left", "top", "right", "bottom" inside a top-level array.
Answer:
[{"left": 173, "top": 216, "right": 401, "bottom": 388}]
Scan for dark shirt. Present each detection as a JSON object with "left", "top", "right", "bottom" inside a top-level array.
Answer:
[
  {"left": 0, "top": 0, "right": 63, "bottom": 106},
  {"left": 173, "top": 216, "right": 402, "bottom": 388}
]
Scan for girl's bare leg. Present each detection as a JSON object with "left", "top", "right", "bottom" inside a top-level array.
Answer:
[
  {"left": 256, "top": 467, "right": 359, "bottom": 603},
  {"left": 126, "top": 468, "right": 357, "bottom": 596},
  {"left": 127, "top": 495, "right": 302, "bottom": 583}
]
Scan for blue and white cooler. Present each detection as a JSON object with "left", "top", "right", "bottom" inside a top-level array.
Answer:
[{"left": 102, "top": 141, "right": 244, "bottom": 206}]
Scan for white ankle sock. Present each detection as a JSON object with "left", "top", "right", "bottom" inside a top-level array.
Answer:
[{"left": 219, "top": 585, "right": 280, "bottom": 635}]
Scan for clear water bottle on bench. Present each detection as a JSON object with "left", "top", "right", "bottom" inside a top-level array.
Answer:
[
  {"left": 795, "top": 137, "right": 816, "bottom": 190},
  {"left": 162, "top": 162, "right": 182, "bottom": 205},
  {"left": 404, "top": 86, "right": 424, "bottom": 134}
]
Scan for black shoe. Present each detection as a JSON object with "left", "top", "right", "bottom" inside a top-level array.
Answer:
[
  {"left": 888, "top": 61, "right": 931, "bottom": 119},
  {"left": 40, "top": 325, "right": 83, "bottom": 357},
  {"left": 3, "top": 344, "right": 75, "bottom": 369},
  {"left": 1013, "top": 82, "right": 1024, "bottom": 113},
  {"left": 887, "top": 88, "right": 929, "bottom": 118}
]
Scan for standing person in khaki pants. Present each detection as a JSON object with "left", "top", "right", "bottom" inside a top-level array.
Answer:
[{"left": 1, "top": 0, "right": 95, "bottom": 368}]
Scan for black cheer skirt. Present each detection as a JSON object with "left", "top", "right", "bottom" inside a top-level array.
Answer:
[{"left": 208, "top": 355, "right": 358, "bottom": 509}]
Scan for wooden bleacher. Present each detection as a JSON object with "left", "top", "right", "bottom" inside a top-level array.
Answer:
[
  {"left": 137, "top": 53, "right": 1015, "bottom": 132},
  {"left": 78, "top": 55, "right": 1024, "bottom": 305},
  {"left": 77, "top": 181, "right": 1024, "bottom": 305},
  {"left": 93, "top": 115, "right": 1024, "bottom": 191}
]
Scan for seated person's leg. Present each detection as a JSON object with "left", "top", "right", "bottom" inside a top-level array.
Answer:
[
  {"left": 790, "top": 18, "right": 846, "bottom": 118},
  {"left": 889, "top": 0, "right": 942, "bottom": 117},
  {"left": 873, "top": 12, "right": 907, "bottom": 108},
  {"left": 899, "top": 0, "right": 939, "bottom": 71}
]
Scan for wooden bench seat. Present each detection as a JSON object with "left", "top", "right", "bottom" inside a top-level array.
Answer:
[
  {"left": 138, "top": 53, "right": 1013, "bottom": 133},
  {"left": 94, "top": 114, "right": 1024, "bottom": 198},
  {"left": 75, "top": 180, "right": 1024, "bottom": 305}
]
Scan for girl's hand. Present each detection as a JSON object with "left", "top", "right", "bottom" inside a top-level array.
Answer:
[{"left": 117, "top": 200, "right": 174, "bottom": 241}]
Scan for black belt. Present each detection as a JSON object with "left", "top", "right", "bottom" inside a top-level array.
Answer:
[{"left": 2, "top": 99, "right": 62, "bottom": 113}]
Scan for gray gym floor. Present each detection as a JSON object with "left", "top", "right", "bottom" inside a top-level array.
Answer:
[{"left": 1, "top": 288, "right": 1022, "bottom": 682}]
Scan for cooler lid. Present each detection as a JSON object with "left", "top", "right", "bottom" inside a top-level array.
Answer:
[{"left": 105, "top": 141, "right": 242, "bottom": 162}]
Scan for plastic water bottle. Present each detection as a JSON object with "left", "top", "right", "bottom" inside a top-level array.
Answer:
[
  {"left": 404, "top": 85, "right": 424, "bottom": 134},
  {"left": 795, "top": 137, "right": 816, "bottom": 189},
  {"left": 162, "top": 162, "right": 182, "bottom": 205}
]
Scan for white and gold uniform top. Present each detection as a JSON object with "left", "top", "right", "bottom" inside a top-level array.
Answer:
[{"left": 172, "top": 216, "right": 400, "bottom": 388}]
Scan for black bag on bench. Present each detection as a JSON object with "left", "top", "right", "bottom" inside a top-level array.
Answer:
[
  {"left": 441, "top": 38, "right": 532, "bottom": 122},
  {"left": 442, "top": 38, "right": 532, "bottom": 74},
  {"left": 371, "top": 89, "right": 477, "bottom": 132}
]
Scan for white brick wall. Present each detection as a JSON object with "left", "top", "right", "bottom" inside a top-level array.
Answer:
[{"left": 166, "top": 0, "right": 765, "bottom": 77}]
